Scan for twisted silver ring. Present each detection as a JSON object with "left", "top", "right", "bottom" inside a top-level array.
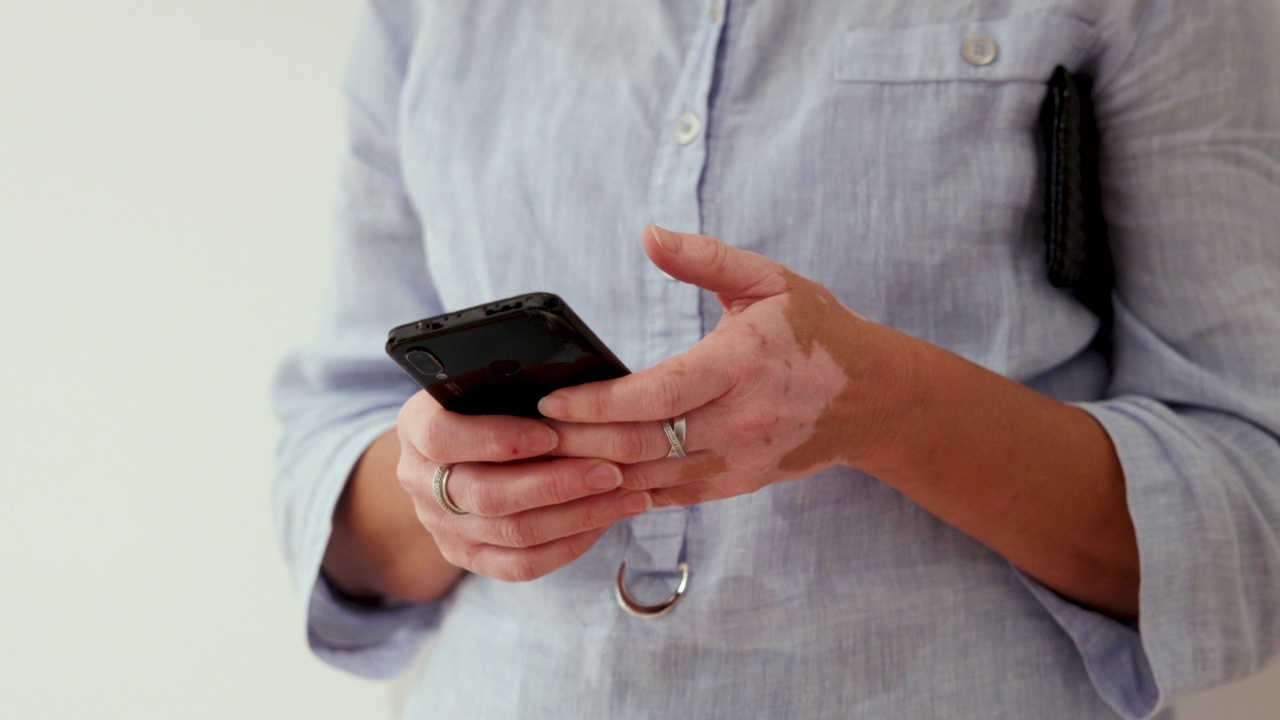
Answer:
[
  {"left": 661, "top": 415, "right": 687, "bottom": 459},
  {"left": 432, "top": 464, "right": 468, "bottom": 516}
]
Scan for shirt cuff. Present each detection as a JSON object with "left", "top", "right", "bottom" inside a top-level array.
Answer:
[
  {"left": 273, "top": 402, "right": 444, "bottom": 679},
  {"left": 1014, "top": 570, "right": 1158, "bottom": 719},
  {"left": 307, "top": 572, "right": 442, "bottom": 679},
  {"left": 1018, "top": 396, "right": 1267, "bottom": 720}
]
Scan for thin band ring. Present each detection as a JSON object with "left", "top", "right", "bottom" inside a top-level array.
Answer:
[
  {"left": 661, "top": 415, "right": 687, "bottom": 459},
  {"left": 432, "top": 464, "right": 469, "bottom": 516}
]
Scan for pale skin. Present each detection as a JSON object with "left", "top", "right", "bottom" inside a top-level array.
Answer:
[{"left": 323, "top": 225, "right": 1139, "bottom": 619}]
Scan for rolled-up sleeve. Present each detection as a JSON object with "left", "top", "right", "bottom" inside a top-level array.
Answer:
[
  {"left": 1020, "top": 1, "right": 1280, "bottom": 717},
  {"left": 270, "top": 0, "right": 442, "bottom": 678}
]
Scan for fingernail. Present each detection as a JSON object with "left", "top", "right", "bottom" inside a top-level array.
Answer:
[
  {"left": 620, "top": 492, "right": 653, "bottom": 516},
  {"left": 649, "top": 225, "right": 682, "bottom": 254},
  {"left": 537, "top": 394, "right": 568, "bottom": 418},
  {"left": 523, "top": 425, "right": 558, "bottom": 453},
  {"left": 586, "top": 464, "right": 622, "bottom": 490}
]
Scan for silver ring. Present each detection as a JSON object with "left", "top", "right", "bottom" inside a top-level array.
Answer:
[
  {"left": 432, "top": 464, "right": 468, "bottom": 516},
  {"left": 661, "top": 415, "right": 687, "bottom": 458}
]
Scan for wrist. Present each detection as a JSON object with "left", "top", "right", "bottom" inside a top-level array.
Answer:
[
  {"left": 323, "top": 430, "right": 465, "bottom": 604},
  {"left": 841, "top": 324, "right": 934, "bottom": 479},
  {"left": 319, "top": 566, "right": 386, "bottom": 609}
]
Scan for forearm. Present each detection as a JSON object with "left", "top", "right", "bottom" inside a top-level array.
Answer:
[
  {"left": 862, "top": 335, "right": 1139, "bottom": 619},
  {"left": 322, "top": 430, "right": 466, "bottom": 604}
]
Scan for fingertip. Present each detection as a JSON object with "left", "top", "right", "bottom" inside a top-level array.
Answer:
[
  {"left": 523, "top": 423, "right": 559, "bottom": 454},
  {"left": 647, "top": 224, "right": 683, "bottom": 254},
  {"left": 537, "top": 394, "right": 569, "bottom": 419},
  {"left": 586, "top": 462, "right": 623, "bottom": 490},
  {"left": 619, "top": 491, "right": 653, "bottom": 516}
]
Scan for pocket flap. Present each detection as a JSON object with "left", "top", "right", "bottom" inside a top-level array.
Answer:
[{"left": 836, "top": 15, "right": 1093, "bottom": 84}]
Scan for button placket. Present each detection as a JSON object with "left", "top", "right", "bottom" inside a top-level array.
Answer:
[
  {"left": 623, "top": 1, "right": 731, "bottom": 618},
  {"left": 709, "top": 0, "right": 725, "bottom": 23},
  {"left": 642, "top": 4, "right": 726, "bottom": 366}
]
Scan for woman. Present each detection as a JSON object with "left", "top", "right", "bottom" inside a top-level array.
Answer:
[{"left": 273, "top": 1, "right": 1280, "bottom": 717}]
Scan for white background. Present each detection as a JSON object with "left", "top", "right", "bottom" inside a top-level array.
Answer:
[{"left": 0, "top": 2, "right": 1276, "bottom": 718}]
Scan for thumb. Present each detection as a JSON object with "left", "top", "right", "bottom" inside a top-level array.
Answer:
[{"left": 643, "top": 225, "right": 789, "bottom": 306}]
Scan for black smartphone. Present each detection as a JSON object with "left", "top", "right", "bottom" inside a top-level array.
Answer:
[{"left": 386, "top": 292, "right": 630, "bottom": 418}]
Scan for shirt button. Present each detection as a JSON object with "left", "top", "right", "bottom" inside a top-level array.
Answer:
[
  {"left": 961, "top": 35, "right": 998, "bottom": 66},
  {"left": 674, "top": 112, "right": 702, "bottom": 145},
  {"left": 709, "top": 0, "right": 725, "bottom": 23}
]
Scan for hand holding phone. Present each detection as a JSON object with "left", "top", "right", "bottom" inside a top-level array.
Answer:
[{"left": 384, "top": 293, "right": 650, "bottom": 584}]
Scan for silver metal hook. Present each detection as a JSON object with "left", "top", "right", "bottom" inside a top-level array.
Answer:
[{"left": 614, "top": 561, "right": 690, "bottom": 619}]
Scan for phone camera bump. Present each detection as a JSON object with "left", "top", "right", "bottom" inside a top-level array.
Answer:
[{"left": 406, "top": 349, "right": 444, "bottom": 377}]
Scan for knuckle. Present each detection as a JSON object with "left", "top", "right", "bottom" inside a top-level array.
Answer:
[
  {"left": 411, "top": 502, "right": 437, "bottom": 533},
  {"left": 706, "top": 235, "right": 732, "bottom": 273},
  {"left": 720, "top": 337, "right": 761, "bottom": 379},
  {"left": 465, "top": 477, "right": 505, "bottom": 517},
  {"left": 421, "top": 416, "right": 453, "bottom": 461},
  {"left": 396, "top": 394, "right": 428, "bottom": 438},
  {"left": 578, "top": 496, "right": 613, "bottom": 529},
  {"left": 522, "top": 467, "right": 560, "bottom": 507},
  {"left": 624, "top": 467, "right": 662, "bottom": 491},
  {"left": 587, "top": 387, "right": 612, "bottom": 421},
  {"left": 732, "top": 406, "right": 779, "bottom": 438},
  {"left": 505, "top": 556, "right": 541, "bottom": 583},
  {"left": 496, "top": 517, "right": 538, "bottom": 549},
  {"left": 395, "top": 456, "right": 417, "bottom": 494},
  {"left": 482, "top": 425, "right": 516, "bottom": 460},
  {"left": 460, "top": 543, "right": 494, "bottom": 575},
  {"left": 537, "top": 463, "right": 579, "bottom": 505},
  {"left": 441, "top": 543, "right": 472, "bottom": 571},
  {"left": 399, "top": 458, "right": 443, "bottom": 503},
  {"left": 609, "top": 430, "right": 649, "bottom": 463},
  {"left": 646, "top": 375, "right": 683, "bottom": 417}
]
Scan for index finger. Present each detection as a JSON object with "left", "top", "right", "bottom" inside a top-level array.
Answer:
[{"left": 399, "top": 391, "right": 560, "bottom": 464}]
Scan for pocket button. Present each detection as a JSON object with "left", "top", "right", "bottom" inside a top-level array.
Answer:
[{"left": 961, "top": 35, "right": 999, "bottom": 66}]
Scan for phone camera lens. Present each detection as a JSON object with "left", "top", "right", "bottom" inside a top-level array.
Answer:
[
  {"left": 406, "top": 349, "right": 443, "bottom": 376},
  {"left": 488, "top": 359, "right": 521, "bottom": 376}
]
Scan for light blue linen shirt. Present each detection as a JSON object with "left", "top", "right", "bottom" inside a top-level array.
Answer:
[{"left": 271, "top": 1, "right": 1280, "bottom": 717}]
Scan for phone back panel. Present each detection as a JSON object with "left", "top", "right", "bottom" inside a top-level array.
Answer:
[{"left": 386, "top": 293, "right": 629, "bottom": 418}]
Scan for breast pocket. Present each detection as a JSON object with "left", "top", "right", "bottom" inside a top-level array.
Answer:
[
  {"left": 835, "top": 14, "right": 1094, "bottom": 85},
  {"left": 813, "top": 14, "right": 1097, "bottom": 366}
]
